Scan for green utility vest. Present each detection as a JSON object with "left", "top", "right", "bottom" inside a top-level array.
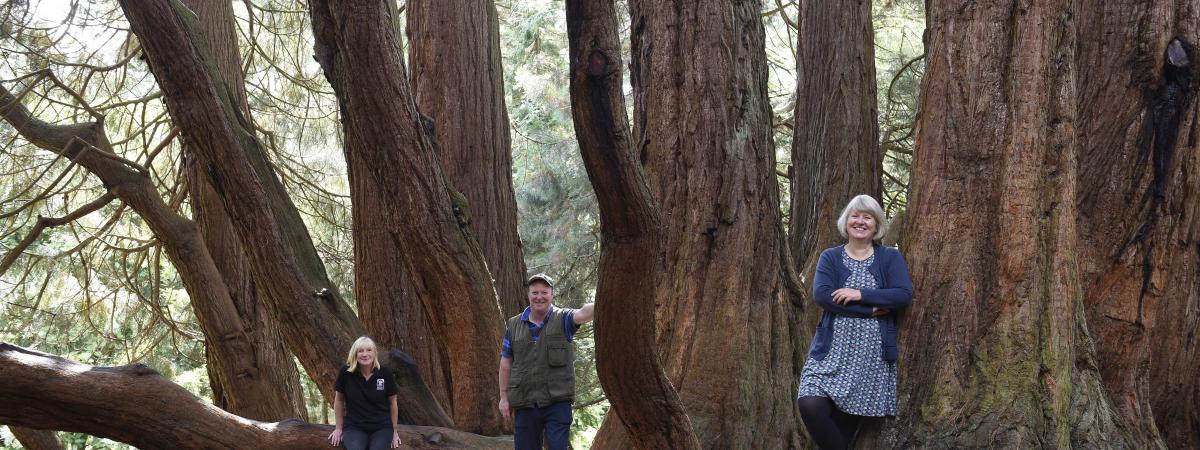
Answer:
[{"left": 506, "top": 310, "right": 575, "bottom": 409}]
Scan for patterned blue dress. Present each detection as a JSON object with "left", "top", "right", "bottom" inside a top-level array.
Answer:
[{"left": 796, "top": 251, "right": 898, "bottom": 416}]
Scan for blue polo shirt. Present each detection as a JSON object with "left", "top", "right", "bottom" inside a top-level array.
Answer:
[{"left": 500, "top": 306, "right": 579, "bottom": 359}]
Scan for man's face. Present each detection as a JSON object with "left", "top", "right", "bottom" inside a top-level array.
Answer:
[{"left": 528, "top": 281, "right": 553, "bottom": 315}]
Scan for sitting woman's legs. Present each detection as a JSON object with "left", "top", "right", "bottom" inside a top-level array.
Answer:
[
  {"left": 366, "top": 427, "right": 392, "bottom": 450},
  {"left": 797, "top": 395, "right": 847, "bottom": 450},
  {"left": 341, "top": 427, "right": 369, "bottom": 450}
]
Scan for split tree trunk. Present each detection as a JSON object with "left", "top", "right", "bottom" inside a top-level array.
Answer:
[
  {"left": 308, "top": 0, "right": 506, "bottom": 434},
  {"left": 564, "top": 0, "right": 701, "bottom": 448},
  {"left": 1075, "top": 2, "right": 1200, "bottom": 447},
  {"left": 408, "top": 0, "right": 528, "bottom": 320},
  {"left": 592, "top": 1, "right": 803, "bottom": 448},
  {"left": 0, "top": 343, "right": 508, "bottom": 450},
  {"left": 180, "top": 0, "right": 306, "bottom": 421},
  {"left": 871, "top": 1, "right": 1136, "bottom": 447}
]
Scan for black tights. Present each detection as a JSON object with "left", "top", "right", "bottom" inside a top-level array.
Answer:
[{"left": 797, "top": 396, "right": 860, "bottom": 450}]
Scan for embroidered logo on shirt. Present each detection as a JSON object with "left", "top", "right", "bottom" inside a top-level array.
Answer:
[{"left": 376, "top": 379, "right": 385, "bottom": 391}]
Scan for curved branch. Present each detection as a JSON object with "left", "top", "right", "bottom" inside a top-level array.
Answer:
[
  {"left": 565, "top": 1, "right": 701, "bottom": 448},
  {"left": 0, "top": 192, "right": 116, "bottom": 277}
]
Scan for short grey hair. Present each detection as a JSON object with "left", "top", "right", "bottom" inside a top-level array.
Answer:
[{"left": 836, "top": 194, "right": 888, "bottom": 240}]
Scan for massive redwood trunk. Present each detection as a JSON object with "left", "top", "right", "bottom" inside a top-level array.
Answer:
[
  {"left": 0, "top": 343, "right": 508, "bottom": 450},
  {"left": 870, "top": 1, "right": 1137, "bottom": 447},
  {"left": 790, "top": 0, "right": 882, "bottom": 270},
  {"left": 181, "top": 0, "right": 306, "bottom": 421},
  {"left": 408, "top": 0, "right": 527, "bottom": 320},
  {"left": 592, "top": 1, "right": 803, "bottom": 448},
  {"left": 308, "top": 0, "right": 506, "bottom": 434},
  {"left": 1075, "top": 2, "right": 1200, "bottom": 447},
  {"left": 115, "top": 0, "right": 451, "bottom": 426},
  {"left": 564, "top": 0, "right": 701, "bottom": 448}
]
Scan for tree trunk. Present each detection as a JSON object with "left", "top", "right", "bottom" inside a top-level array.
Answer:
[
  {"left": 1075, "top": 2, "right": 1200, "bottom": 447},
  {"left": 308, "top": 0, "right": 506, "bottom": 434},
  {"left": 592, "top": 1, "right": 803, "bottom": 448},
  {"left": 0, "top": 343, "right": 508, "bottom": 450},
  {"left": 9, "top": 427, "right": 63, "bottom": 450},
  {"left": 115, "top": 0, "right": 452, "bottom": 426},
  {"left": 346, "top": 154, "right": 453, "bottom": 412},
  {"left": 181, "top": 0, "right": 306, "bottom": 421},
  {"left": 790, "top": 0, "right": 882, "bottom": 271},
  {"left": 408, "top": 0, "right": 528, "bottom": 320},
  {"left": 869, "top": 1, "right": 1136, "bottom": 447},
  {"left": 564, "top": 0, "right": 701, "bottom": 448}
]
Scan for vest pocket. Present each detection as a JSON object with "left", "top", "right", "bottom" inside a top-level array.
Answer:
[{"left": 548, "top": 342, "right": 569, "bottom": 367}]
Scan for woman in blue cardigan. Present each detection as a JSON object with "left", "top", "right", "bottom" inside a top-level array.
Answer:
[{"left": 797, "top": 194, "right": 913, "bottom": 450}]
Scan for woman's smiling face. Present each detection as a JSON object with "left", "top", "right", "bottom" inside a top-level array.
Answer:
[{"left": 846, "top": 210, "right": 877, "bottom": 241}]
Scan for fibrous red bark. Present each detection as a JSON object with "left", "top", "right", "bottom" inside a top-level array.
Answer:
[
  {"left": 408, "top": 0, "right": 527, "bottom": 320},
  {"left": 791, "top": 0, "right": 882, "bottom": 271},
  {"left": 1075, "top": 2, "right": 1200, "bottom": 447},
  {"left": 0, "top": 343, "right": 508, "bottom": 450},
  {"left": 564, "top": 0, "right": 701, "bottom": 448},
  {"left": 872, "top": 1, "right": 1137, "bottom": 447}
]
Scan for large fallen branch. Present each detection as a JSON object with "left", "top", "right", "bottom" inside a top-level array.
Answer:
[{"left": 0, "top": 343, "right": 509, "bottom": 450}]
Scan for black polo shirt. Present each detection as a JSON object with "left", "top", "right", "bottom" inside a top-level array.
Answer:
[{"left": 334, "top": 365, "right": 398, "bottom": 431}]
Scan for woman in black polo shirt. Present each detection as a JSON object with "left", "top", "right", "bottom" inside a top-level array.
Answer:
[{"left": 328, "top": 336, "right": 400, "bottom": 450}]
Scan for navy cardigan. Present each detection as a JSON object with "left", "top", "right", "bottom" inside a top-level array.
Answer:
[{"left": 808, "top": 243, "right": 913, "bottom": 362}]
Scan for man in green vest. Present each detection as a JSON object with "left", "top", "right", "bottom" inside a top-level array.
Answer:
[{"left": 498, "top": 273, "right": 595, "bottom": 450}]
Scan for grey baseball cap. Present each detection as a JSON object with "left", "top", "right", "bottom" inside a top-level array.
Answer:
[{"left": 526, "top": 273, "right": 554, "bottom": 287}]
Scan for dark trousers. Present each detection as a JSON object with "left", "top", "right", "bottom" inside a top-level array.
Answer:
[
  {"left": 514, "top": 400, "right": 572, "bottom": 450},
  {"left": 343, "top": 426, "right": 392, "bottom": 450}
]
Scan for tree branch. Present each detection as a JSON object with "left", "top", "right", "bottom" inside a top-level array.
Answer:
[{"left": 0, "top": 192, "right": 116, "bottom": 277}]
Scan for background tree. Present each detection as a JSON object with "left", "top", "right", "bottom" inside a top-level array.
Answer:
[
  {"left": 408, "top": 0, "right": 527, "bottom": 320},
  {"left": 790, "top": 0, "right": 882, "bottom": 273}
]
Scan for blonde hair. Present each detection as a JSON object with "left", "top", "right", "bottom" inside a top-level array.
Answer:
[
  {"left": 344, "top": 336, "right": 381, "bottom": 372},
  {"left": 836, "top": 194, "right": 889, "bottom": 241}
]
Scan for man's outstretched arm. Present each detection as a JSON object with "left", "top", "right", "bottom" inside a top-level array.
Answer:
[{"left": 573, "top": 303, "right": 595, "bottom": 325}]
